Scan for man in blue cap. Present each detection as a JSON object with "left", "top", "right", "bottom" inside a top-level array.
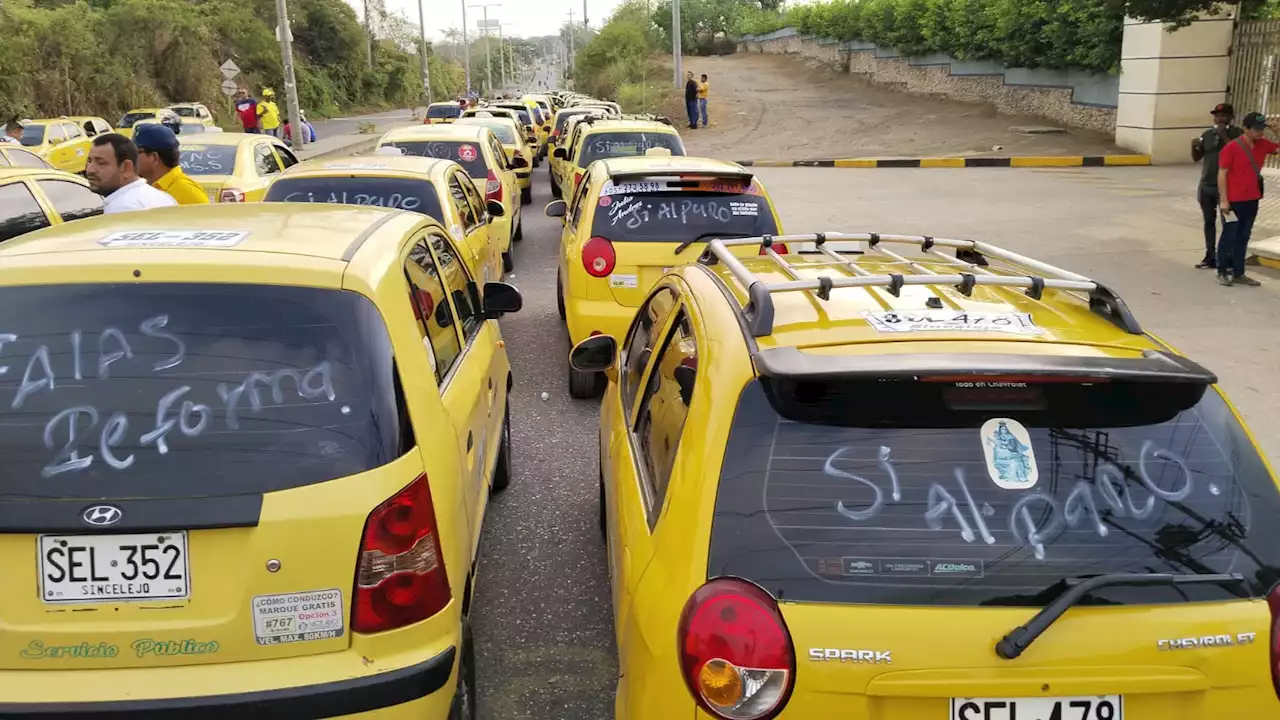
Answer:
[{"left": 134, "top": 124, "right": 208, "bottom": 205}]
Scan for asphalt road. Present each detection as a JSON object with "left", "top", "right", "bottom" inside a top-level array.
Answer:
[
  {"left": 308, "top": 109, "right": 416, "bottom": 139},
  {"left": 470, "top": 160, "right": 618, "bottom": 719}
]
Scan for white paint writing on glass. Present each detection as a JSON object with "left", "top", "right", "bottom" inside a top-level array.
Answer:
[
  {"left": 281, "top": 190, "right": 423, "bottom": 211},
  {"left": 828, "top": 446, "right": 899, "bottom": 522}
]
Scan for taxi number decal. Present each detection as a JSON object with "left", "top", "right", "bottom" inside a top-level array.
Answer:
[
  {"left": 600, "top": 181, "right": 663, "bottom": 196},
  {"left": 861, "top": 311, "right": 1043, "bottom": 336},
  {"left": 252, "top": 589, "right": 345, "bottom": 645},
  {"left": 98, "top": 230, "right": 249, "bottom": 248}
]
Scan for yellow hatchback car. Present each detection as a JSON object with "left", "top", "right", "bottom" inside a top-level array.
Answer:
[
  {"left": 570, "top": 231, "right": 1280, "bottom": 719},
  {"left": 17, "top": 118, "right": 95, "bottom": 174},
  {"left": 455, "top": 116, "right": 535, "bottom": 205},
  {"left": 264, "top": 155, "right": 512, "bottom": 279},
  {"left": 553, "top": 117, "right": 686, "bottom": 199},
  {"left": 0, "top": 168, "right": 102, "bottom": 242},
  {"left": 0, "top": 203, "right": 522, "bottom": 719},
  {"left": 546, "top": 156, "right": 783, "bottom": 397},
  {"left": 179, "top": 133, "right": 299, "bottom": 202},
  {"left": 425, "top": 102, "right": 464, "bottom": 125}
]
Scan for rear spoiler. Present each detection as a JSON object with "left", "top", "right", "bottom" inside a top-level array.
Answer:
[
  {"left": 752, "top": 347, "right": 1218, "bottom": 385},
  {"left": 607, "top": 167, "right": 754, "bottom": 185}
]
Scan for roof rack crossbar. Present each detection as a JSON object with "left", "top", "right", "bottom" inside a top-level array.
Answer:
[{"left": 700, "top": 233, "right": 1130, "bottom": 337}]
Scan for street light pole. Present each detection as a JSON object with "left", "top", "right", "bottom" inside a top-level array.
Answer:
[
  {"left": 470, "top": 3, "right": 500, "bottom": 96},
  {"left": 461, "top": 1, "right": 472, "bottom": 96},
  {"left": 274, "top": 0, "right": 305, "bottom": 149},
  {"left": 671, "top": 0, "right": 682, "bottom": 88},
  {"left": 416, "top": 0, "right": 431, "bottom": 107}
]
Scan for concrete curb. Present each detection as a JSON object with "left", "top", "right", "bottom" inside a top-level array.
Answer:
[
  {"left": 1248, "top": 235, "right": 1280, "bottom": 270},
  {"left": 735, "top": 155, "right": 1151, "bottom": 168}
]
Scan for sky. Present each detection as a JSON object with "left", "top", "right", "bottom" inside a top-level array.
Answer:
[{"left": 358, "top": 0, "right": 629, "bottom": 41}]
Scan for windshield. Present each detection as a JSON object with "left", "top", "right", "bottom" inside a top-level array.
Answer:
[
  {"left": 179, "top": 146, "right": 237, "bottom": 175},
  {"left": 265, "top": 176, "right": 444, "bottom": 217},
  {"left": 578, "top": 132, "right": 685, "bottom": 167},
  {"left": 589, "top": 185, "right": 778, "bottom": 242},
  {"left": 0, "top": 283, "right": 407, "bottom": 499},
  {"left": 385, "top": 140, "right": 488, "bottom": 179},
  {"left": 707, "top": 378, "right": 1280, "bottom": 607},
  {"left": 428, "top": 105, "right": 462, "bottom": 119},
  {"left": 119, "top": 112, "right": 156, "bottom": 129},
  {"left": 171, "top": 107, "right": 197, "bottom": 118}
]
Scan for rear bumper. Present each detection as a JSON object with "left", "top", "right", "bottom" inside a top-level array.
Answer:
[
  {"left": 565, "top": 295, "right": 638, "bottom": 346},
  {"left": 0, "top": 646, "right": 456, "bottom": 719}
]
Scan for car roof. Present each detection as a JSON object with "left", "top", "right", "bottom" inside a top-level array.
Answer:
[
  {"left": 124, "top": 107, "right": 168, "bottom": 114},
  {"left": 277, "top": 155, "right": 453, "bottom": 179},
  {"left": 598, "top": 155, "right": 747, "bottom": 176},
  {"left": 62, "top": 116, "right": 110, "bottom": 124},
  {"left": 456, "top": 116, "right": 522, "bottom": 132},
  {"left": 179, "top": 132, "right": 266, "bottom": 147},
  {"left": 380, "top": 124, "right": 491, "bottom": 142}
]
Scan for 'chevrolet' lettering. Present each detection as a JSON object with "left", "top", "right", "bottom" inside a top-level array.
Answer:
[
  {"left": 808, "top": 648, "right": 892, "bottom": 664},
  {"left": 1158, "top": 632, "right": 1256, "bottom": 651}
]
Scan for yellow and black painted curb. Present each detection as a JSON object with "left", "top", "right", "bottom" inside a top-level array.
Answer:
[{"left": 735, "top": 155, "right": 1151, "bottom": 168}]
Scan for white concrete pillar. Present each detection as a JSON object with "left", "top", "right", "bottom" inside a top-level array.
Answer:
[{"left": 1116, "top": 9, "right": 1235, "bottom": 163}]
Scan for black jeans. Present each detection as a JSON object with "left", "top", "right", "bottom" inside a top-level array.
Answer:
[
  {"left": 1197, "top": 187, "right": 1219, "bottom": 264},
  {"left": 1217, "top": 198, "right": 1260, "bottom": 278}
]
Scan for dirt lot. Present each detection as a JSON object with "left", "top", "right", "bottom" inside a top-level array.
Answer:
[{"left": 669, "top": 53, "right": 1124, "bottom": 161}]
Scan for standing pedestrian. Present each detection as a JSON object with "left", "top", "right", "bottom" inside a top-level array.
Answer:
[
  {"left": 1191, "top": 103, "right": 1242, "bottom": 269},
  {"left": 234, "top": 89, "right": 260, "bottom": 134},
  {"left": 257, "top": 88, "right": 282, "bottom": 138},
  {"left": 2, "top": 119, "right": 22, "bottom": 145},
  {"left": 697, "top": 73, "right": 710, "bottom": 128},
  {"left": 1216, "top": 111, "right": 1279, "bottom": 287},
  {"left": 684, "top": 71, "right": 698, "bottom": 130},
  {"left": 84, "top": 134, "right": 177, "bottom": 213},
  {"left": 133, "top": 124, "right": 208, "bottom": 206}
]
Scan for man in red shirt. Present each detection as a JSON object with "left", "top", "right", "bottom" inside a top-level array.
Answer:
[
  {"left": 1217, "top": 111, "right": 1279, "bottom": 286},
  {"left": 234, "top": 88, "right": 260, "bottom": 134}
]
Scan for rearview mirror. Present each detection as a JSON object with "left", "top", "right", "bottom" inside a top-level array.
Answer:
[
  {"left": 486, "top": 200, "right": 505, "bottom": 217},
  {"left": 482, "top": 282, "right": 523, "bottom": 318},
  {"left": 511, "top": 156, "right": 529, "bottom": 169},
  {"left": 544, "top": 200, "right": 566, "bottom": 218},
  {"left": 553, "top": 148, "right": 567, "bottom": 160},
  {"left": 570, "top": 335, "right": 617, "bottom": 373},
  {"left": 674, "top": 364, "right": 697, "bottom": 405}
]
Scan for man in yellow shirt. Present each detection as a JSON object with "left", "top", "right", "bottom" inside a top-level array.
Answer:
[
  {"left": 697, "top": 74, "right": 710, "bottom": 128},
  {"left": 258, "top": 88, "right": 282, "bottom": 138},
  {"left": 134, "top": 124, "right": 209, "bottom": 205}
]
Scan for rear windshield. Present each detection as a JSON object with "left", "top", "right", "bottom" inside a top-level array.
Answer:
[
  {"left": 20, "top": 125, "right": 45, "bottom": 147},
  {"left": 578, "top": 132, "right": 686, "bottom": 167},
  {"left": 171, "top": 107, "right": 197, "bottom": 118},
  {"left": 0, "top": 284, "right": 408, "bottom": 499},
  {"left": 180, "top": 123, "right": 207, "bottom": 134},
  {"left": 386, "top": 140, "right": 488, "bottom": 178},
  {"left": 265, "top": 176, "right": 444, "bottom": 217},
  {"left": 554, "top": 110, "right": 594, "bottom": 135},
  {"left": 589, "top": 187, "right": 778, "bottom": 242},
  {"left": 119, "top": 112, "right": 156, "bottom": 129},
  {"left": 708, "top": 378, "right": 1280, "bottom": 606},
  {"left": 428, "top": 105, "right": 462, "bottom": 119},
  {"left": 459, "top": 121, "right": 517, "bottom": 144},
  {"left": 179, "top": 146, "right": 237, "bottom": 175}
]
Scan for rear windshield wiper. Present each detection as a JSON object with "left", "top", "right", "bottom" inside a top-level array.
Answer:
[
  {"left": 674, "top": 232, "right": 751, "bottom": 255},
  {"left": 995, "top": 572, "right": 1247, "bottom": 660}
]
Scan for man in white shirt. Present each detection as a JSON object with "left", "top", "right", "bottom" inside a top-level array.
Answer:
[
  {"left": 1, "top": 120, "right": 22, "bottom": 145},
  {"left": 85, "top": 134, "right": 177, "bottom": 213}
]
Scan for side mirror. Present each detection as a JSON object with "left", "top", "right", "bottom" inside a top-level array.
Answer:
[
  {"left": 544, "top": 200, "right": 566, "bottom": 218},
  {"left": 486, "top": 199, "right": 505, "bottom": 217},
  {"left": 434, "top": 299, "right": 454, "bottom": 328},
  {"left": 674, "top": 364, "right": 697, "bottom": 405},
  {"left": 553, "top": 148, "right": 567, "bottom": 160},
  {"left": 570, "top": 335, "right": 617, "bottom": 373},
  {"left": 482, "top": 282, "right": 523, "bottom": 318},
  {"left": 511, "top": 156, "right": 529, "bottom": 169}
]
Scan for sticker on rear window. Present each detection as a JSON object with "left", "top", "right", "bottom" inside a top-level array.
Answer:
[
  {"left": 252, "top": 589, "right": 344, "bottom": 645},
  {"left": 981, "top": 418, "right": 1038, "bottom": 490},
  {"left": 730, "top": 201, "right": 758, "bottom": 216},
  {"left": 98, "top": 230, "right": 249, "bottom": 248},
  {"left": 861, "top": 311, "right": 1042, "bottom": 336},
  {"left": 600, "top": 181, "right": 663, "bottom": 196},
  {"left": 458, "top": 144, "right": 478, "bottom": 162}
]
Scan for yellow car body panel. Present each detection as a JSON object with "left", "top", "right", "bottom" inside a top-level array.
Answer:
[
  {"left": 595, "top": 249, "right": 1280, "bottom": 719},
  {"left": 179, "top": 133, "right": 295, "bottom": 203},
  {"left": 0, "top": 204, "right": 513, "bottom": 717},
  {"left": 21, "top": 118, "right": 94, "bottom": 174}
]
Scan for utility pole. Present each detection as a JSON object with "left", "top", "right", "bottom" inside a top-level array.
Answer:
[
  {"left": 461, "top": 1, "right": 472, "bottom": 96},
  {"left": 470, "top": 3, "right": 500, "bottom": 96},
  {"left": 497, "top": 22, "right": 506, "bottom": 90},
  {"left": 274, "top": 0, "right": 305, "bottom": 149},
  {"left": 567, "top": 7, "right": 575, "bottom": 70},
  {"left": 671, "top": 0, "right": 682, "bottom": 88},
  {"left": 363, "top": 0, "right": 374, "bottom": 68},
  {"left": 584, "top": 0, "right": 588, "bottom": 29},
  {"left": 416, "top": 0, "right": 431, "bottom": 107}
]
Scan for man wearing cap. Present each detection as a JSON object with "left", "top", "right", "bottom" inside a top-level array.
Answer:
[
  {"left": 1191, "top": 103, "right": 1242, "bottom": 270},
  {"left": 134, "top": 124, "right": 208, "bottom": 206},
  {"left": 85, "top": 134, "right": 177, "bottom": 214},
  {"left": 1216, "top": 111, "right": 1279, "bottom": 287},
  {"left": 257, "top": 88, "right": 282, "bottom": 139}
]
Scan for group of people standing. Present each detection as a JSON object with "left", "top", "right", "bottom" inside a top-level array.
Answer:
[
  {"left": 85, "top": 124, "right": 207, "bottom": 213},
  {"left": 684, "top": 71, "right": 710, "bottom": 130}
]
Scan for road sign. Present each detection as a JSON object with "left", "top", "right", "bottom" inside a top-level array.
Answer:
[
  {"left": 220, "top": 59, "right": 240, "bottom": 79},
  {"left": 221, "top": 79, "right": 240, "bottom": 97}
]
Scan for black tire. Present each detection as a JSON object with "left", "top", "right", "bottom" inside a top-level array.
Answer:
[
  {"left": 568, "top": 365, "right": 602, "bottom": 399},
  {"left": 448, "top": 622, "right": 477, "bottom": 720},
  {"left": 550, "top": 174, "right": 561, "bottom": 199},
  {"left": 514, "top": 217, "right": 524, "bottom": 242},
  {"left": 598, "top": 475, "right": 606, "bottom": 539},
  {"left": 491, "top": 401, "right": 512, "bottom": 494},
  {"left": 521, "top": 186, "right": 532, "bottom": 206},
  {"left": 502, "top": 251, "right": 514, "bottom": 273},
  {"left": 556, "top": 273, "right": 566, "bottom": 321}
]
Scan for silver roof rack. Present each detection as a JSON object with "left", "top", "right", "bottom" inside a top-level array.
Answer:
[{"left": 697, "top": 232, "right": 1142, "bottom": 338}]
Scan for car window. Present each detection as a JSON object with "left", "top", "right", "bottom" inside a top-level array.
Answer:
[
  {"left": 404, "top": 239, "right": 462, "bottom": 382},
  {"left": 427, "top": 104, "right": 462, "bottom": 119},
  {"left": 63, "top": 123, "right": 84, "bottom": 140},
  {"left": 0, "top": 154, "right": 9, "bottom": 167},
  {"left": 590, "top": 183, "right": 779, "bottom": 243},
  {"left": 387, "top": 140, "right": 489, "bottom": 179},
  {"left": 633, "top": 310, "right": 696, "bottom": 527},
  {"left": 119, "top": 112, "right": 156, "bottom": 129},
  {"left": 263, "top": 176, "right": 444, "bottom": 216},
  {"left": 458, "top": 172, "right": 487, "bottom": 223},
  {"left": 621, "top": 286, "right": 678, "bottom": 412},
  {"left": 578, "top": 132, "right": 686, "bottom": 167},
  {"left": 447, "top": 173, "right": 481, "bottom": 231},
  {"left": 171, "top": 107, "right": 197, "bottom": 118},
  {"left": 45, "top": 125, "right": 65, "bottom": 142},
  {"left": 0, "top": 182, "right": 51, "bottom": 242},
  {"left": 488, "top": 137, "right": 508, "bottom": 171},
  {"left": 567, "top": 168, "right": 594, "bottom": 231},
  {"left": 255, "top": 144, "right": 282, "bottom": 175},
  {"left": 82, "top": 121, "right": 97, "bottom": 137},
  {"left": 10, "top": 149, "right": 50, "bottom": 169},
  {"left": 37, "top": 179, "right": 104, "bottom": 223},
  {"left": 275, "top": 145, "right": 299, "bottom": 169},
  {"left": 179, "top": 145, "right": 236, "bottom": 175},
  {"left": 428, "top": 231, "right": 482, "bottom": 343}
]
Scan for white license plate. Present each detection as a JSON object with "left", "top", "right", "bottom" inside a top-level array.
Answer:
[
  {"left": 951, "top": 696, "right": 1121, "bottom": 720},
  {"left": 38, "top": 532, "right": 190, "bottom": 604}
]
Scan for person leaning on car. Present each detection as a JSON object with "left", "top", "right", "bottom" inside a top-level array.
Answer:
[
  {"left": 1191, "top": 103, "right": 1242, "bottom": 270},
  {"left": 133, "top": 123, "right": 208, "bottom": 206}
]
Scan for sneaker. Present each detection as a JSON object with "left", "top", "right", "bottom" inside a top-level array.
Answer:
[
  {"left": 1218, "top": 274, "right": 1234, "bottom": 287},
  {"left": 1235, "top": 274, "right": 1262, "bottom": 286},
  {"left": 1195, "top": 258, "right": 1216, "bottom": 270}
]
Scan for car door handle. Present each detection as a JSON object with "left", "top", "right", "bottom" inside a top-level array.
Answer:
[{"left": 466, "top": 432, "right": 473, "bottom": 451}]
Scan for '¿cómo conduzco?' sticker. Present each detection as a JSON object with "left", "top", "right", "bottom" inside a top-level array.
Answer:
[{"left": 252, "top": 589, "right": 344, "bottom": 645}]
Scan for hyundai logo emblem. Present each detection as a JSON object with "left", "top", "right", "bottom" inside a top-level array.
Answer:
[{"left": 81, "top": 505, "right": 123, "bottom": 527}]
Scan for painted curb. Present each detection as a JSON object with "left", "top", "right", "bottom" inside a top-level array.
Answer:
[{"left": 735, "top": 155, "right": 1151, "bottom": 168}]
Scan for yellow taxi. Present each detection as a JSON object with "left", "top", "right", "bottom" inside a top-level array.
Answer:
[
  {"left": 455, "top": 116, "right": 535, "bottom": 206},
  {"left": 263, "top": 155, "right": 512, "bottom": 279},
  {"left": 545, "top": 156, "right": 784, "bottom": 397},
  {"left": 168, "top": 102, "right": 217, "bottom": 129},
  {"left": 62, "top": 116, "right": 115, "bottom": 140},
  {"left": 376, "top": 124, "right": 523, "bottom": 264},
  {"left": 463, "top": 106, "right": 537, "bottom": 155},
  {"left": 117, "top": 108, "right": 182, "bottom": 138},
  {"left": 16, "top": 118, "right": 96, "bottom": 174},
  {"left": 553, "top": 117, "right": 685, "bottom": 199},
  {"left": 425, "top": 102, "right": 464, "bottom": 125},
  {"left": 548, "top": 109, "right": 610, "bottom": 199},
  {"left": 569, "top": 230, "right": 1280, "bottom": 719},
  {"left": 0, "top": 145, "right": 54, "bottom": 170},
  {"left": 178, "top": 132, "right": 299, "bottom": 202},
  {"left": 569, "top": 99, "right": 623, "bottom": 117},
  {"left": 0, "top": 168, "right": 102, "bottom": 242},
  {"left": 0, "top": 203, "right": 522, "bottom": 719},
  {"left": 522, "top": 94, "right": 554, "bottom": 150}
]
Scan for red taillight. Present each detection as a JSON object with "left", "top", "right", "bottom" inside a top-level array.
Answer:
[
  {"left": 219, "top": 188, "right": 245, "bottom": 203},
  {"left": 1269, "top": 585, "right": 1280, "bottom": 700},
  {"left": 352, "top": 474, "right": 451, "bottom": 634},
  {"left": 574, "top": 171, "right": 583, "bottom": 188},
  {"left": 582, "top": 236, "right": 616, "bottom": 278},
  {"left": 759, "top": 242, "right": 788, "bottom": 255},
  {"left": 678, "top": 579, "right": 794, "bottom": 720},
  {"left": 485, "top": 170, "right": 503, "bottom": 203}
]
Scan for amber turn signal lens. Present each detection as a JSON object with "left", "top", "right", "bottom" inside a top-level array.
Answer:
[{"left": 698, "top": 658, "right": 743, "bottom": 709}]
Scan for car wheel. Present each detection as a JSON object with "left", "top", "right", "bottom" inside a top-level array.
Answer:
[
  {"left": 521, "top": 187, "right": 532, "bottom": 205},
  {"left": 514, "top": 217, "right": 524, "bottom": 242},
  {"left": 491, "top": 402, "right": 512, "bottom": 494},
  {"left": 448, "top": 622, "right": 478, "bottom": 720},
  {"left": 568, "top": 364, "right": 601, "bottom": 399},
  {"left": 502, "top": 251, "right": 514, "bottom": 273},
  {"left": 550, "top": 175, "right": 561, "bottom": 199},
  {"left": 556, "top": 273, "right": 566, "bottom": 322},
  {"left": 598, "top": 474, "right": 606, "bottom": 539}
]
